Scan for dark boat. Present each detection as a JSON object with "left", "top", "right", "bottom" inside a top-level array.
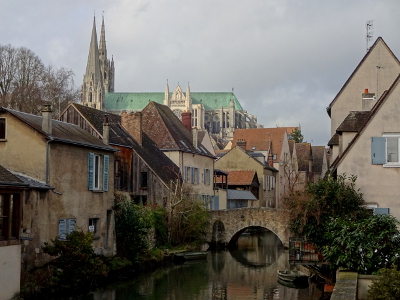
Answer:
[
  {"left": 173, "top": 252, "right": 208, "bottom": 261},
  {"left": 277, "top": 270, "right": 308, "bottom": 283},
  {"left": 277, "top": 278, "right": 309, "bottom": 289}
]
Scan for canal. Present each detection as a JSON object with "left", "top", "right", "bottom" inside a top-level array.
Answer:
[{"left": 85, "top": 230, "right": 325, "bottom": 300}]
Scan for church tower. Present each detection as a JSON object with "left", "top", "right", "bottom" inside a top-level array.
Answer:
[{"left": 81, "top": 16, "right": 114, "bottom": 110}]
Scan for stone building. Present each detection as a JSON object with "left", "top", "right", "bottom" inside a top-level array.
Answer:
[{"left": 81, "top": 17, "right": 261, "bottom": 138}]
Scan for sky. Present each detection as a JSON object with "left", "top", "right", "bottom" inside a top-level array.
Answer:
[{"left": 2, "top": 0, "right": 400, "bottom": 145}]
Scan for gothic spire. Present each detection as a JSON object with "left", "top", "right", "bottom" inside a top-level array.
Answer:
[
  {"left": 99, "top": 14, "right": 107, "bottom": 59},
  {"left": 84, "top": 16, "right": 102, "bottom": 85}
]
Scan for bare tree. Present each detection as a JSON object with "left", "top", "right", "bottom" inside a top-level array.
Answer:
[
  {"left": 0, "top": 44, "right": 79, "bottom": 117},
  {"left": 0, "top": 44, "right": 17, "bottom": 106}
]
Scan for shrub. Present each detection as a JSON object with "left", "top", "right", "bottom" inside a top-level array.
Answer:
[
  {"left": 368, "top": 266, "right": 400, "bottom": 300},
  {"left": 42, "top": 230, "right": 108, "bottom": 288}
]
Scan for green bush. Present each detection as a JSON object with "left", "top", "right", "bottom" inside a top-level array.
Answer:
[
  {"left": 42, "top": 230, "right": 108, "bottom": 288},
  {"left": 368, "top": 266, "right": 400, "bottom": 300},
  {"left": 114, "top": 198, "right": 153, "bottom": 262}
]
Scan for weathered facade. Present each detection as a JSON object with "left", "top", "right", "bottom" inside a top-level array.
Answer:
[
  {"left": 60, "top": 103, "right": 180, "bottom": 207},
  {"left": 0, "top": 106, "right": 116, "bottom": 269}
]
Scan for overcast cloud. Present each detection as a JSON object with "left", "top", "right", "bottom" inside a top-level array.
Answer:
[{"left": 2, "top": 0, "right": 400, "bottom": 145}]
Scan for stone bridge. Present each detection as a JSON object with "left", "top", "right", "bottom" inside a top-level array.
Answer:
[{"left": 206, "top": 207, "right": 291, "bottom": 248}]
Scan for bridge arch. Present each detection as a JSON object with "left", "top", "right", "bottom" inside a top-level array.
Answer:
[{"left": 207, "top": 207, "right": 291, "bottom": 248}]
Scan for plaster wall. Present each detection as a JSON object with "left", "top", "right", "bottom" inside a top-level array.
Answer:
[
  {"left": 20, "top": 142, "right": 115, "bottom": 269},
  {"left": 330, "top": 40, "right": 400, "bottom": 137},
  {"left": 337, "top": 82, "right": 400, "bottom": 221},
  {"left": 0, "top": 244, "right": 21, "bottom": 300},
  {"left": 164, "top": 151, "right": 214, "bottom": 196},
  {"left": 0, "top": 113, "right": 46, "bottom": 181}
]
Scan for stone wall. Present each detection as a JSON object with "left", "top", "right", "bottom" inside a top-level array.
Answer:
[{"left": 207, "top": 207, "right": 291, "bottom": 247}]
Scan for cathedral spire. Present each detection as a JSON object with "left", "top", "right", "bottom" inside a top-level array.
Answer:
[
  {"left": 99, "top": 13, "right": 107, "bottom": 59},
  {"left": 84, "top": 16, "right": 102, "bottom": 84},
  {"left": 164, "top": 80, "right": 170, "bottom": 106}
]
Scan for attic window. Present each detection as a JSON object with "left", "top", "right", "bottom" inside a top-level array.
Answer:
[{"left": 251, "top": 146, "right": 256, "bottom": 150}]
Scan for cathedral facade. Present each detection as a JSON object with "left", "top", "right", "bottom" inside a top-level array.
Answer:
[{"left": 81, "top": 18, "right": 261, "bottom": 138}]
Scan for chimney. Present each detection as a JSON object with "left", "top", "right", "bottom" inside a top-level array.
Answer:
[
  {"left": 121, "top": 111, "right": 143, "bottom": 145},
  {"left": 236, "top": 139, "right": 247, "bottom": 151},
  {"left": 362, "top": 88, "right": 376, "bottom": 111},
  {"left": 181, "top": 111, "right": 191, "bottom": 132},
  {"left": 193, "top": 127, "right": 198, "bottom": 148},
  {"left": 268, "top": 153, "right": 274, "bottom": 168},
  {"left": 41, "top": 104, "right": 52, "bottom": 135},
  {"left": 103, "top": 114, "right": 109, "bottom": 145}
]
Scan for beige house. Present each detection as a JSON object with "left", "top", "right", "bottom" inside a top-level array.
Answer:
[
  {"left": 327, "top": 37, "right": 400, "bottom": 163},
  {"left": 330, "top": 74, "right": 400, "bottom": 220},
  {"left": 0, "top": 106, "right": 116, "bottom": 269},
  {"left": 215, "top": 146, "right": 277, "bottom": 208}
]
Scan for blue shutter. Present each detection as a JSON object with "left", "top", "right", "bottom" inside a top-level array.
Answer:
[
  {"left": 68, "top": 219, "right": 76, "bottom": 234},
  {"left": 184, "top": 166, "right": 188, "bottom": 182},
  {"left": 203, "top": 169, "right": 206, "bottom": 184},
  {"left": 214, "top": 196, "right": 219, "bottom": 210},
  {"left": 196, "top": 169, "right": 200, "bottom": 184},
  {"left": 374, "top": 208, "right": 390, "bottom": 215},
  {"left": 88, "top": 153, "right": 94, "bottom": 190},
  {"left": 103, "top": 155, "right": 109, "bottom": 191},
  {"left": 191, "top": 167, "right": 194, "bottom": 183},
  {"left": 59, "top": 219, "right": 67, "bottom": 239},
  {"left": 371, "top": 137, "right": 386, "bottom": 164}
]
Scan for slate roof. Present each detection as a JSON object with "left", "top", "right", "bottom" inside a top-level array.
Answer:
[
  {"left": 0, "top": 165, "right": 27, "bottom": 187},
  {"left": 311, "top": 146, "right": 326, "bottom": 174},
  {"left": 227, "top": 189, "right": 257, "bottom": 200},
  {"left": 1, "top": 108, "right": 116, "bottom": 152},
  {"left": 64, "top": 103, "right": 180, "bottom": 186},
  {"left": 336, "top": 111, "right": 371, "bottom": 133},
  {"left": 104, "top": 91, "right": 243, "bottom": 111},
  {"left": 215, "top": 170, "right": 257, "bottom": 185},
  {"left": 326, "top": 37, "right": 400, "bottom": 116},
  {"left": 68, "top": 103, "right": 134, "bottom": 147},
  {"left": 232, "top": 127, "right": 294, "bottom": 162},
  {"left": 14, "top": 172, "right": 53, "bottom": 190},
  {"left": 141, "top": 102, "right": 214, "bottom": 158},
  {"left": 328, "top": 133, "right": 339, "bottom": 146},
  {"left": 295, "top": 143, "right": 312, "bottom": 172}
]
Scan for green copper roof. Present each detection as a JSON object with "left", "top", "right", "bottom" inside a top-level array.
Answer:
[{"left": 104, "top": 92, "right": 243, "bottom": 111}]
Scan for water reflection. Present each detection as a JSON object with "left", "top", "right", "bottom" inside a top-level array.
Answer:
[{"left": 89, "top": 231, "right": 323, "bottom": 300}]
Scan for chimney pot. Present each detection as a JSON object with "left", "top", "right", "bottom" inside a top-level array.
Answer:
[
  {"left": 103, "top": 114, "right": 109, "bottom": 145},
  {"left": 364, "top": 88, "right": 369, "bottom": 93},
  {"left": 41, "top": 104, "right": 52, "bottom": 135}
]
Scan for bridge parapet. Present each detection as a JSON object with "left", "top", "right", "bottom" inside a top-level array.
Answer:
[{"left": 207, "top": 207, "right": 291, "bottom": 248}]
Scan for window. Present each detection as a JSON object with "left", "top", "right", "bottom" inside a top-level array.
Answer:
[
  {"left": 141, "top": 172, "right": 148, "bottom": 188},
  {"left": 58, "top": 218, "right": 76, "bottom": 240},
  {"left": 0, "top": 193, "right": 20, "bottom": 242},
  {"left": 89, "top": 218, "right": 99, "bottom": 237},
  {"left": 88, "top": 153, "right": 109, "bottom": 191},
  {"left": 371, "top": 136, "right": 400, "bottom": 166},
  {"left": 0, "top": 118, "right": 5, "bottom": 140}
]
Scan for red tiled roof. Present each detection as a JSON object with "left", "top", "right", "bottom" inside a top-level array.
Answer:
[
  {"left": 233, "top": 127, "right": 294, "bottom": 161},
  {"left": 215, "top": 170, "right": 256, "bottom": 185}
]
